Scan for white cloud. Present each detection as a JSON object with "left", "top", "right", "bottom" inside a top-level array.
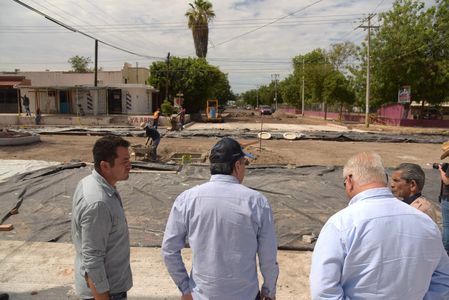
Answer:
[{"left": 0, "top": 0, "right": 436, "bottom": 93}]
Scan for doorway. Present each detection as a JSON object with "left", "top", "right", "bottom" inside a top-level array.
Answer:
[
  {"left": 108, "top": 89, "right": 122, "bottom": 114},
  {"left": 59, "top": 90, "right": 69, "bottom": 113}
]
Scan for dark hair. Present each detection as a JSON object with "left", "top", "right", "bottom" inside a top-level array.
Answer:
[
  {"left": 394, "top": 163, "right": 425, "bottom": 191},
  {"left": 93, "top": 135, "right": 130, "bottom": 172},
  {"left": 210, "top": 162, "right": 234, "bottom": 175}
]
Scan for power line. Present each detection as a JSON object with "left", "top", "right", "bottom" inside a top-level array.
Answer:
[
  {"left": 371, "top": 0, "right": 388, "bottom": 14},
  {"left": 213, "top": 0, "right": 324, "bottom": 47},
  {"left": 31, "top": 0, "right": 162, "bottom": 58},
  {"left": 2, "top": 13, "right": 368, "bottom": 28},
  {"left": 10, "top": 0, "right": 164, "bottom": 61},
  {"left": 76, "top": 0, "right": 161, "bottom": 51},
  {"left": 1, "top": 19, "right": 366, "bottom": 33}
]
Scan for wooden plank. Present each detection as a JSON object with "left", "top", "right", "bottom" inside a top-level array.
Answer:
[{"left": 0, "top": 224, "right": 14, "bottom": 231}]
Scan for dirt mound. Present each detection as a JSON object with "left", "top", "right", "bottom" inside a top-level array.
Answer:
[
  {"left": 272, "top": 110, "right": 296, "bottom": 119},
  {"left": 226, "top": 110, "right": 256, "bottom": 118},
  {"left": 0, "top": 129, "right": 32, "bottom": 139}
]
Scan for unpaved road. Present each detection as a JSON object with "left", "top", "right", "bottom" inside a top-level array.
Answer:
[
  {"left": 0, "top": 115, "right": 447, "bottom": 299},
  {"left": 0, "top": 134, "right": 444, "bottom": 168}
]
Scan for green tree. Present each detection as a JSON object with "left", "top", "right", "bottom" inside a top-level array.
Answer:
[
  {"left": 68, "top": 55, "right": 92, "bottom": 72},
  {"left": 241, "top": 84, "right": 278, "bottom": 107},
  {"left": 288, "top": 48, "right": 355, "bottom": 117},
  {"left": 293, "top": 49, "right": 333, "bottom": 105},
  {"left": 432, "top": 0, "right": 449, "bottom": 102},
  {"left": 185, "top": 0, "right": 215, "bottom": 58},
  {"left": 241, "top": 89, "right": 258, "bottom": 107},
  {"left": 161, "top": 99, "right": 175, "bottom": 116},
  {"left": 279, "top": 74, "right": 301, "bottom": 107},
  {"left": 323, "top": 71, "right": 356, "bottom": 119},
  {"left": 327, "top": 41, "right": 357, "bottom": 72},
  {"left": 354, "top": 0, "right": 449, "bottom": 110},
  {"left": 149, "top": 57, "right": 232, "bottom": 113}
]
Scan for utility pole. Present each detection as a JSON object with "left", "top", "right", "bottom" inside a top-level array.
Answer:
[
  {"left": 165, "top": 52, "right": 170, "bottom": 101},
  {"left": 271, "top": 74, "right": 279, "bottom": 110},
  {"left": 359, "top": 14, "right": 379, "bottom": 127},
  {"left": 94, "top": 40, "right": 98, "bottom": 87},
  {"left": 301, "top": 57, "right": 305, "bottom": 116},
  {"left": 256, "top": 85, "right": 259, "bottom": 108}
]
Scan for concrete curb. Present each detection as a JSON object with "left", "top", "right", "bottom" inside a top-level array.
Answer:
[{"left": 0, "top": 133, "right": 41, "bottom": 146}]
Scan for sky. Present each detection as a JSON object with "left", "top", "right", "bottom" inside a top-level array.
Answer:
[{"left": 0, "top": 0, "right": 435, "bottom": 93}]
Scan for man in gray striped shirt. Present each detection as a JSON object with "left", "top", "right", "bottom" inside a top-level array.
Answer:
[
  {"left": 162, "top": 137, "right": 279, "bottom": 300},
  {"left": 72, "top": 136, "right": 133, "bottom": 300}
]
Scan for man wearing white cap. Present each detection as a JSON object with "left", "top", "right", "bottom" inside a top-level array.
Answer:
[{"left": 162, "top": 137, "right": 279, "bottom": 300}]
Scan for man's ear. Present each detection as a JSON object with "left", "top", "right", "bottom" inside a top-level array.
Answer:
[
  {"left": 99, "top": 160, "right": 110, "bottom": 173},
  {"left": 410, "top": 180, "right": 418, "bottom": 193},
  {"left": 231, "top": 160, "right": 240, "bottom": 175}
]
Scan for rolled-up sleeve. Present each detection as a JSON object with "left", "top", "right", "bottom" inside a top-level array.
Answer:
[
  {"left": 80, "top": 202, "right": 112, "bottom": 293},
  {"left": 258, "top": 201, "right": 279, "bottom": 298},
  {"left": 161, "top": 197, "right": 190, "bottom": 294},
  {"left": 309, "top": 222, "right": 345, "bottom": 300}
]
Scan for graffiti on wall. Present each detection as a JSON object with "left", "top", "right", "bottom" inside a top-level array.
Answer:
[{"left": 128, "top": 116, "right": 152, "bottom": 125}]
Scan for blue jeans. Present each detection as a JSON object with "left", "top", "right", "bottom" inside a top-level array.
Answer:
[{"left": 442, "top": 198, "right": 449, "bottom": 253}]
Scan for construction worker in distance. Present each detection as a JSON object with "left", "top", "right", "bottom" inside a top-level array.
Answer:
[
  {"left": 153, "top": 108, "right": 161, "bottom": 129},
  {"left": 140, "top": 122, "right": 160, "bottom": 161}
]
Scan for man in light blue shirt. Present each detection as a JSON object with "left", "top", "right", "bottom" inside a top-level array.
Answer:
[
  {"left": 162, "top": 137, "right": 279, "bottom": 300},
  {"left": 310, "top": 152, "right": 449, "bottom": 300}
]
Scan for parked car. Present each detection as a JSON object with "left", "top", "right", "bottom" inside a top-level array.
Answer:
[
  {"left": 259, "top": 105, "right": 272, "bottom": 115},
  {"left": 420, "top": 108, "right": 443, "bottom": 120}
]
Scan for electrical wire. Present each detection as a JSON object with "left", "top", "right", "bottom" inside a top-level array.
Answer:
[
  {"left": 10, "top": 0, "right": 165, "bottom": 61},
  {"left": 213, "top": 0, "right": 325, "bottom": 47}
]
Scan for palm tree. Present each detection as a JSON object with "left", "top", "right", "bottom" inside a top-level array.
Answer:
[{"left": 185, "top": 0, "right": 215, "bottom": 58}]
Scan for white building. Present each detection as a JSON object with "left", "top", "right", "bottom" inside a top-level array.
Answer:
[{"left": 0, "top": 63, "right": 159, "bottom": 115}]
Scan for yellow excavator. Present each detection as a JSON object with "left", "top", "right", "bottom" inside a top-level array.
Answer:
[{"left": 205, "top": 99, "right": 222, "bottom": 122}]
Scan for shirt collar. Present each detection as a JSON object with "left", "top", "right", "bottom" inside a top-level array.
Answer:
[
  {"left": 92, "top": 169, "right": 117, "bottom": 197},
  {"left": 210, "top": 174, "right": 240, "bottom": 184},
  {"left": 349, "top": 187, "right": 393, "bottom": 206},
  {"left": 403, "top": 192, "right": 422, "bottom": 205}
]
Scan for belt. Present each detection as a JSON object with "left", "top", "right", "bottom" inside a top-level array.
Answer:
[{"left": 110, "top": 292, "right": 127, "bottom": 300}]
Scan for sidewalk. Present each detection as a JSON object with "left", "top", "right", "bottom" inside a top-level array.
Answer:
[{"left": 0, "top": 241, "right": 311, "bottom": 299}]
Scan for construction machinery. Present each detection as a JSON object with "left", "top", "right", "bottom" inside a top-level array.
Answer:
[{"left": 205, "top": 99, "right": 222, "bottom": 122}]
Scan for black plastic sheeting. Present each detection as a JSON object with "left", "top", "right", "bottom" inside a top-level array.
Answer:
[
  {"left": 166, "top": 129, "right": 449, "bottom": 144},
  {"left": 13, "top": 127, "right": 449, "bottom": 144},
  {"left": 0, "top": 163, "right": 443, "bottom": 251}
]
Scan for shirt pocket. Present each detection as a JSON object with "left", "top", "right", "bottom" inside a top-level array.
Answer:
[{"left": 110, "top": 210, "right": 126, "bottom": 233}]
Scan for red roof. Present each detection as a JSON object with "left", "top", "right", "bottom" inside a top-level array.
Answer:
[{"left": 0, "top": 81, "right": 22, "bottom": 87}]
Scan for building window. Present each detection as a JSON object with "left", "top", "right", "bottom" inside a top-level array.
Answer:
[{"left": 48, "top": 90, "right": 56, "bottom": 97}]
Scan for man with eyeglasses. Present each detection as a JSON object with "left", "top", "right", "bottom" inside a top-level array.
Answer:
[
  {"left": 162, "top": 137, "right": 279, "bottom": 300},
  {"left": 310, "top": 152, "right": 449, "bottom": 299}
]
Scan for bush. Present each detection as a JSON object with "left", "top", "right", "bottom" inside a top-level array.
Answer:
[{"left": 161, "top": 100, "right": 175, "bottom": 116}]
